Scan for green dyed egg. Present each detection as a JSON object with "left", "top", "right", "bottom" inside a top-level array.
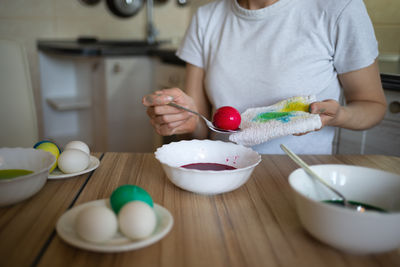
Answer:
[{"left": 110, "top": 185, "right": 153, "bottom": 214}]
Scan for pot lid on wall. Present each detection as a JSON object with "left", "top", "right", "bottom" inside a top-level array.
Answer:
[{"left": 106, "top": 0, "right": 144, "bottom": 18}]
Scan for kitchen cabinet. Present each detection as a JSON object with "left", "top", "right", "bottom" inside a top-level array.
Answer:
[
  {"left": 38, "top": 53, "right": 97, "bottom": 149},
  {"left": 38, "top": 52, "right": 162, "bottom": 152},
  {"left": 93, "top": 56, "right": 161, "bottom": 152},
  {"left": 154, "top": 58, "right": 186, "bottom": 90}
]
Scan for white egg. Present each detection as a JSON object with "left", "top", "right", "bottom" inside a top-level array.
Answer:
[
  {"left": 118, "top": 201, "right": 157, "bottom": 240},
  {"left": 75, "top": 205, "right": 118, "bottom": 243},
  {"left": 64, "top": 140, "right": 90, "bottom": 155},
  {"left": 58, "top": 149, "right": 90, "bottom": 174}
]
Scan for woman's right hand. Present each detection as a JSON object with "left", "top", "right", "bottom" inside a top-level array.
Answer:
[{"left": 142, "top": 88, "right": 199, "bottom": 136}]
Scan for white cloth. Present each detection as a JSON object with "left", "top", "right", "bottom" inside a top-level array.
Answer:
[
  {"left": 176, "top": 0, "right": 378, "bottom": 154},
  {"left": 229, "top": 96, "right": 322, "bottom": 146}
]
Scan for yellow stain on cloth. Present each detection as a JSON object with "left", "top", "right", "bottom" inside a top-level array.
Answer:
[{"left": 279, "top": 97, "right": 310, "bottom": 112}]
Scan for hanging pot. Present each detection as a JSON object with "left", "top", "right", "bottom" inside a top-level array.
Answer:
[
  {"left": 106, "top": 0, "right": 144, "bottom": 18},
  {"left": 176, "top": 0, "right": 189, "bottom": 7}
]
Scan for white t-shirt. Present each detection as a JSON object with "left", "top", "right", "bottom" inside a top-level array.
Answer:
[{"left": 176, "top": 0, "right": 378, "bottom": 154}]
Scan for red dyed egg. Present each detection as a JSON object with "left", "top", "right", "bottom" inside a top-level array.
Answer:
[{"left": 213, "top": 106, "right": 241, "bottom": 130}]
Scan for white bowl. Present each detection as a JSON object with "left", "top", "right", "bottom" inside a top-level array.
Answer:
[
  {"left": 155, "top": 140, "right": 261, "bottom": 195},
  {"left": 288, "top": 164, "right": 400, "bottom": 254},
  {"left": 0, "top": 147, "right": 56, "bottom": 206}
]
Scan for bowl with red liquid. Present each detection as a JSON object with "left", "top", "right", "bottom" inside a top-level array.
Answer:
[{"left": 154, "top": 140, "right": 261, "bottom": 194}]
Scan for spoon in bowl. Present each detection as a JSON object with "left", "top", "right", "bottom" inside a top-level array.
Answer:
[
  {"left": 168, "top": 102, "right": 241, "bottom": 134},
  {"left": 280, "top": 144, "right": 372, "bottom": 213}
]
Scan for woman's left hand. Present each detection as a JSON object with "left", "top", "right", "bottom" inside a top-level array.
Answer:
[
  {"left": 309, "top": 99, "right": 341, "bottom": 127},
  {"left": 293, "top": 99, "right": 341, "bottom": 136}
]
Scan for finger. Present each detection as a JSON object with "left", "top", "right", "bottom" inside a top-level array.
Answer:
[
  {"left": 309, "top": 102, "right": 325, "bottom": 114},
  {"left": 147, "top": 105, "right": 181, "bottom": 118},
  {"left": 149, "top": 107, "right": 192, "bottom": 131},
  {"left": 150, "top": 117, "right": 172, "bottom": 136},
  {"left": 145, "top": 87, "right": 188, "bottom": 106},
  {"left": 293, "top": 126, "right": 322, "bottom": 136},
  {"left": 143, "top": 93, "right": 174, "bottom": 106},
  {"left": 153, "top": 104, "right": 187, "bottom": 116},
  {"left": 159, "top": 88, "right": 186, "bottom": 103},
  {"left": 147, "top": 106, "right": 172, "bottom": 121},
  {"left": 164, "top": 120, "right": 188, "bottom": 133},
  {"left": 293, "top": 132, "right": 306, "bottom": 136},
  {"left": 153, "top": 111, "right": 193, "bottom": 125},
  {"left": 156, "top": 119, "right": 189, "bottom": 136},
  {"left": 309, "top": 100, "right": 337, "bottom": 116},
  {"left": 293, "top": 131, "right": 310, "bottom": 136},
  {"left": 146, "top": 106, "right": 155, "bottom": 118},
  {"left": 142, "top": 94, "right": 156, "bottom": 106}
]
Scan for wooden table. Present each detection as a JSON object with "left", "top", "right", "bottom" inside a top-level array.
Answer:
[{"left": 1, "top": 153, "right": 400, "bottom": 267}]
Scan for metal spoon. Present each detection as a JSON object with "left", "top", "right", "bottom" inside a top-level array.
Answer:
[
  {"left": 168, "top": 102, "right": 241, "bottom": 134},
  {"left": 280, "top": 144, "right": 367, "bottom": 213}
]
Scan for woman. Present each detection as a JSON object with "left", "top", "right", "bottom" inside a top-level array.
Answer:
[{"left": 143, "top": 0, "right": 386, "bottom": 154}]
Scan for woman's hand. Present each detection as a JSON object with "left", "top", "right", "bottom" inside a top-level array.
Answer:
[
  {"left": 293, "top": 99, "right": 340, "bottom": 136},
  {"left": 309, "top": 99, "right": 342, "bottom": 127},
  {"left": 142, "top": 88, "right": 199, "bottom": 136}
]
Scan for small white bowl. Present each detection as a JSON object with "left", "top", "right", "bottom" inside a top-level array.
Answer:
[
  {"left": 0, "top": 147, "right": 56, "bottom": 206},
  {"left": 155, "top": 140, "right": 261, "bottom": 195},
  {"left": 288, "top": 164, "right": 400, "bottom": 254}
]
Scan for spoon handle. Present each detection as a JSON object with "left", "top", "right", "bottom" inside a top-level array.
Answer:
[{"left": 280, "top": 144, "right": 346, "bottom": 201}]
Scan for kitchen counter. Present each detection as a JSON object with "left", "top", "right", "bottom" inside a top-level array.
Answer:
[
  {"left": 37, "top": 39, "right": 185, "bottom": 66},
  {"left": 38, "top": 39, "right": 400, "bottom": 84}
]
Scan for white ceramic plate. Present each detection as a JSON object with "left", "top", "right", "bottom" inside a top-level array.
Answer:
[
  {"left": 48, "top": 155, "right": 100, "bottom": 179},
  {"left": 56, "top": 199, "right": 174, "bottom": 253}
]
